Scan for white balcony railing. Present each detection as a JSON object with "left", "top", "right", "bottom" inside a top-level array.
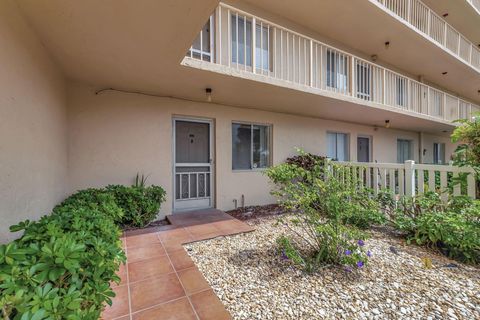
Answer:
[
  {"left": 186, "top": 3, "right": 480, "bottom": 122},
  {"left": 375, "top": 0, "right": 480, "bottom": 72},
  {"left": 467, "top": 0, "right": 480, "bottom": 14}
]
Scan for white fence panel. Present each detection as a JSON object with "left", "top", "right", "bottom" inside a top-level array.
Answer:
[{"left": 334, "top": 160, "right": 476, "bottom": 200}]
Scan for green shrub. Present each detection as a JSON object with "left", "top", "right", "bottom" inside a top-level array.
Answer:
[
  {"left": 0, "top": 181, "right": 167, "bottom": 318},
  {"left": 0, "top": 193, "right": 125, "bottom": 319},
  {"left": 267, "top": 152, "right": 384, "bottom": 230},
  {"left": 266, "top": 152, "right": 377, "bottom": 272},
  {"left": 285, "top": 152, "right": 327, "bottom": 172},
  {"left": 394, "top": 192, "right": 480, "bottom": 263},
  {"left": 106, "top": 185, "right": 166, "bottom": 227}
]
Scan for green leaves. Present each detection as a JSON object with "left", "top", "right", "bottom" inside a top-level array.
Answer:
[
  {"left": 1, "top": 190, "right": 130, "bottom": 319},
  {"left": 267, "top": 151, "right": 373, "bottom": 272},
  {"left": 106, "top": 184, "right": 166, "bottom": 227},
  {"left": 0, "top": 243, "right": 33, "bottom": 265},
  {"left": 394, "top": 193, "right": 480, "bottom": 264},
  {"left": 10, "top": 220, "right": 32, "bottom": 232}
]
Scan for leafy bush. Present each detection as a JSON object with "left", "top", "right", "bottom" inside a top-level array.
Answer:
[
  {"left": 0, "top": 192, "right": 125, "bottom": 319},
  {"left": 285, "top": 152, "right": 327, "bottom": 172},
  {"left": 106, "top": 185, "right": 166, "bottom": 227},
  {"left": 394, "top": 192, "right": 480, "bottom": 263},
  {"left": 268, "top": 152, "right": 384, "bottom": 230},
  {"left": 266, "top": 152, "right": 379, "bottom": 272},
  {"left": 451, "top": 113, "right": 480, "bottom": 197},
  {"left": 0, "top": 181, "right": 166, "bottom": 318}
]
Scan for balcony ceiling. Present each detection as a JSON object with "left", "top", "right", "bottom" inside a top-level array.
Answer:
[
  {"left": 422, "top": 0, "right": 480, "bottom": 45},
  {"left": 240, "top": 0, "right": 480, "bottom": 105},
  {"left": 16, "top": 0, "right": 220, "bottom": 87}
]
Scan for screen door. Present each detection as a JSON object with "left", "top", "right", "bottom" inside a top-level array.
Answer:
[{"left": 173, "top": 119, "right": 213, "bottom": 211}]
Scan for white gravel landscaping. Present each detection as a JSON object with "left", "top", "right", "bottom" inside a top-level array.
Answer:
[{"left": 185, "top": 215, "right": 480, "bottom": 320}]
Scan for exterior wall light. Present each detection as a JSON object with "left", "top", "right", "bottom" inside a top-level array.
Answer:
[
  {"left": 205, "top": 88, "right": 212, "bottom": 102},
  {"left": 385, "top": 120, "right": 390, "bottom": 128}
]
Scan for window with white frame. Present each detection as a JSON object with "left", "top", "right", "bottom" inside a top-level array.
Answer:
[
  {"left": 327, "top": 132, "right": 349, "bottom": 161},
  {"left": 397, "top": 139, "right": 413, "bottom": 163},
  {"left": 326, "top": 49, "right": 349, "bottom": 91},
  {"left": 231, "top": 14, "right": 271, "bottom": 71},
  {"left": 187, "top": 16, "right": 214, "bottom": 62},
  {"left": 433, "top": 143, "right": 446, "bottom": 164},
  {"left": 232, "top": 123, "right": 271, "bottom": 170}
]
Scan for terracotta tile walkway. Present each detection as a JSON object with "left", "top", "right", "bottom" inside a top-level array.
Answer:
[{"left": 102, "top": 209, "right": 254, "bottom": 320}]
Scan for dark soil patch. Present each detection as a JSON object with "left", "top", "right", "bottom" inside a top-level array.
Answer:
[
  {"left": 122, "top": 219, "right": 170, "bottom": 231},
  {"left": 226, "top": 204, "right": 285, "bottom": 221}
]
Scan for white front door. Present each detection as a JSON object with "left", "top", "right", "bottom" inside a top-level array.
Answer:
[{"left": 173, "top": 118, "right": 213, "bottom": 211}]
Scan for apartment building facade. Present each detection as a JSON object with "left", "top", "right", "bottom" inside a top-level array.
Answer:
[{"left": 1, "top": 0, "right": 479, "bottom": 241}]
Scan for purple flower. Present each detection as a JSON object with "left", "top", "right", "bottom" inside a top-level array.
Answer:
[
  {"left": 357, "top": 239, "right": 365, "bottom": 247},
  {"left": 367, "top": 250, "right": 372, "bottom": 257},
  {"left": 281, "top": 250, "right": 289, "bottom": 260},
  {"left": 345, "top": 250, "right": 352, "bottom": 255},
  {"left": 357, "top": 261, "right": 364, "bottom": 268}
]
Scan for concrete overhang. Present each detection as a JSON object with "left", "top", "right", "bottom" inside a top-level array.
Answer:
[
  {"left": 240, "top": 0, "right": 480, "bottom": 105},
  {"left": 180, "top": 58, "right": 455, "bottom": 137},
  {"left": 16, "top": 0, "right": 220, "bottom": 87}
]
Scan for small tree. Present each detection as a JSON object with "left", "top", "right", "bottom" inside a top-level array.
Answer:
[{"left": 451, "top": 113, "right": 480, "bottom": 196}]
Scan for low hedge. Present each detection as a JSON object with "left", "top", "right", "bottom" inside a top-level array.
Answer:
[{"left": 0, "top": 184, "right": 166, "bottom": 319}]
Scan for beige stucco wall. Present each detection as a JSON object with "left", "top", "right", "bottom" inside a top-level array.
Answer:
[
  {"left": 67, "top": 83, "right": 456, "bottom": 218},
  {"left": 422, "top": 133, "right": 457, "bottom": 164},
  {"left": 0, "top": 1, "right": 67, "bottom": 243}
]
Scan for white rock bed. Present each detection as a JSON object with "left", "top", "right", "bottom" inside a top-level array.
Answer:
[{"left": 185, "top": 216, "right": 480, "bottom": 320}]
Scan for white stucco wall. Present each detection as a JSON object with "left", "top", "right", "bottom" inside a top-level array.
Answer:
[
  {"left": 67, "top": 83, "right": 455, "bottom": 218},
  {"left": 0, "top": 1, "right": 67, "bottom": 243}
]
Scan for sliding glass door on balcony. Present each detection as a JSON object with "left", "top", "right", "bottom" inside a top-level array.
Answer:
[
  {"left": 231, "top": 15, "right": 252, "bottom": 67},
  {"left": 325, "top": 49, "right": 349, "bottom": 94},
  {"left": 230, "top": 14, "right": 272, "bottom": 73}
]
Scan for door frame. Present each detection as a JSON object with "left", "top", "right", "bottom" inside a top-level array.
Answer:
[
  {"left": 357, "top": 135, "right": 372, "bottom": 162},
  {"left": 172, "top": 116, "right": 215, "bottom": 212}
]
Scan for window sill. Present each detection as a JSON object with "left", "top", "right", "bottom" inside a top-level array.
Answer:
[{"left": 232, "top": 168, "right": 269, "bottom": 173}]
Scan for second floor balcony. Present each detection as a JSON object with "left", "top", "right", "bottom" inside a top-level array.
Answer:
[
  {"left": 374, "top": 0, "right": 480, "bottom": 72},
  {"left": 184, "top": 3, "right": 480, "bottom": 125}
]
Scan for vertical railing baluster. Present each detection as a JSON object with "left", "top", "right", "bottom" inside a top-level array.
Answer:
[
  {"left": 243, "top": 14, "right": 246, "bottom": 70},
  {"left": 252, "top": 17, "right": 256, "bottom": 74},
  {"left": 218, "top": 6, "right": 222, "bottom": 65},
  {"left": 236, "top": 12, "right": 238, "bottom": 69},
  {"left": 310, "top": 39, "right": 313, "bottom": 87},
  {"left": 227, "top": 9, "right": 231, "bottom": 67}
]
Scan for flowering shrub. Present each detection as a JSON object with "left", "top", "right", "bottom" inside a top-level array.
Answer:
[{"left": 267, "top": 151, "right": 378, "bottom": 272}]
